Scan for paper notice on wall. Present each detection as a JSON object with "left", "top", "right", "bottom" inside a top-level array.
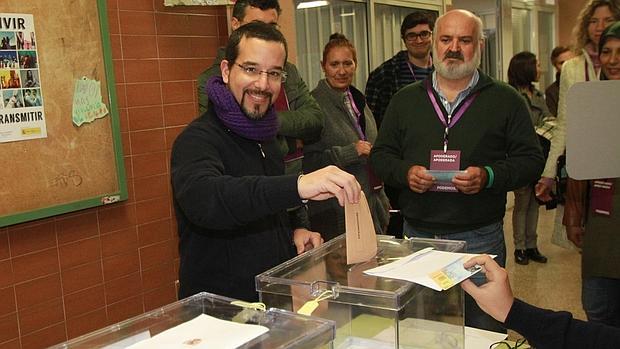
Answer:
[
  {"left": 0, "top": 13, "right": 47, "bottom": 143},
  {"left": 72, "top": 77, "right": 109, "bottom": 127}
]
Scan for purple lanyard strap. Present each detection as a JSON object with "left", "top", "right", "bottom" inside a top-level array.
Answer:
[
  {"left": 346, "top": 89, "right": 366, "bottom": 141},
  {"left": 406, "top": 56, "right": 432, "bottom": 81},
  {"left": 426, "top": 81, "right": 479, "bottom": 153}
]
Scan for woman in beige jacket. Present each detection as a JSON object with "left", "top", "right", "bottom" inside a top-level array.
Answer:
[{"left": 536, "top": 0, "right": 620, "bottom": 200}]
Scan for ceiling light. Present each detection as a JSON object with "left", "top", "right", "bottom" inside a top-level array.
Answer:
[{"left": 297, "top": 1, "right": 329, "bottom": 9}]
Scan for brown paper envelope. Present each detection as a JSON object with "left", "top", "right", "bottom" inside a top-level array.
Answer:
[{"left": 345, "top": 191, "right": 378, "bottom": 264}]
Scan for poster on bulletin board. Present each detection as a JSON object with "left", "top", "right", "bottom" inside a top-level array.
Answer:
[
  {"left": 0, "top": 13, "right": 47, "bottom": 143},
  {"left": 0, "top": 0, "right": 127, "bottom": 228}
]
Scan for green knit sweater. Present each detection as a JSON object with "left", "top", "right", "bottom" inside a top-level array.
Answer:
[{"left": 369, "top": 71, "right": 544, "bottom": 232}]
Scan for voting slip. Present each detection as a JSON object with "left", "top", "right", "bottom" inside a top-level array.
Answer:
[
  {"left": 345, "top": 191, "right": 378, "bottom": 265},
  {"left": 125, "top": 313, "right": 268, "bottom": 349},
  {"left": 364, "top": 248, "right": 491, "bottom": 291}
]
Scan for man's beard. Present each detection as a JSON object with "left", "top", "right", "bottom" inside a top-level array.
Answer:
[
  {"left": 240, "top": 88, "right": 273, "bottom": 120},
  {"left": 432, "top": 45, "right": 481, "bottom": 80}
]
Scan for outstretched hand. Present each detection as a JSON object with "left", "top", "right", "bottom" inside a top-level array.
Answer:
[{"left": 460, "top": 255, "right": 514, "bottom": 323}]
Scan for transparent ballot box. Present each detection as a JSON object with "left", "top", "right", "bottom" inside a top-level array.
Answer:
[
  {"left": 256, "top": 235, "right": 467, "bottom": 349},
  {"left": 48, "top": 292, "right": 336, "bottom": 349}
]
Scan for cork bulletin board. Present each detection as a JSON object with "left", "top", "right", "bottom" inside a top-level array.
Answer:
[{"left": 0, "top": 0, "right": 127, "bottom": 227}]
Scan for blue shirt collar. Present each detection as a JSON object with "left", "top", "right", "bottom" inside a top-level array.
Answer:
[{"left": 431, "top": 69, "right": 479, "bottom": 113}]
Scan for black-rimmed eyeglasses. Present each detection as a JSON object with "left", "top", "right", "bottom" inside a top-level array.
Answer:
[{"left": 404, "top": 30, "right": 432, "bottom": 41}]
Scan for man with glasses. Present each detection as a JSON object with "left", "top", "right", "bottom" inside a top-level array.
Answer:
[
  {"left": 370, "top": 10, "right": 543, "bottom": 332},
  {"left": 365, "top": 11, "right": 435, "bottom": 128},
  {"left": 197, "top": 0, "right": 323, "bottom": 175},
  {"left": 172, "top": 22, "right": 361, "bottom": 302},
  {"left": 197, "top": 0, "right": 322, "bottom": 243}
]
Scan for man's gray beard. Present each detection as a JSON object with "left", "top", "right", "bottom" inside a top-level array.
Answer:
[{"left": 432, "top": 45, "right": 481, "bottom": 80}]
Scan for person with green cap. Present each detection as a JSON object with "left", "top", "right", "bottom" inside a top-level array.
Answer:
[{"left": 563, "top": 20, "right": 620, "bottom": 328}]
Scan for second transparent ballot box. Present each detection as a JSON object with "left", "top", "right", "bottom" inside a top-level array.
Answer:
[
  {"left": 256, "top": 235, "right": 467, "bottom": 349},
  {"left": 47, "top": 292, "right": 335, "bottom": 349}
]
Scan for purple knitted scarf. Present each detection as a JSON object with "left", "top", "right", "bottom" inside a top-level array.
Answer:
[{"left": 206, "top": 76, "right": 279, "bottom": 142}]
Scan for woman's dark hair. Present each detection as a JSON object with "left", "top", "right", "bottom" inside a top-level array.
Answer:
[
  {"left": 599, "top": 21, "right": 620, "bottom": 80},
  {"left": 508, "top": 51, "right": 537, "bottom": 90},
  {"left": 321, "top": 33, "right": 357, "bottom": 64}
]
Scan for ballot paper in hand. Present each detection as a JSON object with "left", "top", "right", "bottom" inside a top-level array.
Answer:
[
  {"left": 126, "top": 313, "right": 268, "bottom": 349},
  {"left": 345, "top": 191, "right": 377, "bottom": 264},
  {"left": 364, "top": 248, "right": 491, "bottom": 291}
]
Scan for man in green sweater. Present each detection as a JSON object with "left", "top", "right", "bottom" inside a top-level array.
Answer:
[
  {"left": 196, "top": 0, "right": 323, "bottom": 232},
  {"left": 369, "top": 9, "right": 544, "bottom": 333}
]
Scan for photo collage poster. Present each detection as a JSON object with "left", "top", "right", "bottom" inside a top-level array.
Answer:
[{"left": 0, "top": 13, "right": 47, "bottom": 143}]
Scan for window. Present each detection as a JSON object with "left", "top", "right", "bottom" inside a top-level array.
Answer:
[
  {"left": 294, "top": 0, "right": 440, "bottom": 92},
  {"left": 537, "top": 10, "right": 555, "bottom": 89},
  {"left": 295, "top": 0, "right": 556, "bottom": 91},
  {"left": 511, "top": 2, "right": 556, "bottom": 90},
  {"left": 512, "top": 8, "right": 532, "bottom": 54},
  {"left": 295, "top": 0, "right": 369, "bottom": 91},
  {"left": 371, "top": 4, "right": 437, "bottom": 71}
]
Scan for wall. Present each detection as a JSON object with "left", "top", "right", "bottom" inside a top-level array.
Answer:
[
  {"left": 280, "top": 0, "right": 297, "bottom": 63},
  {"left": 558, "top": 0, "right": 587, "bottom": 46},
  {"left": 0, "top": 0, "right": 228, "bottom": 348}
]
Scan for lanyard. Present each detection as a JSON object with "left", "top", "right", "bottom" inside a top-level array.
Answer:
[
  {"left": 426, "top": 80, "right": 479, "bottom": 153},
  {"left": 585, "top": 59, "right": 591, "bottom": 82},
  {"left": 406, "top": 56, "right": 432, "bottom": 81},
  {"left": 345, "top": 89, "right": 366, "bottom": 140}
]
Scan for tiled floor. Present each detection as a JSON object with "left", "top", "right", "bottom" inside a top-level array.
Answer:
[{"left": 503, "top": 203, "right": 586, "bottom": 339}]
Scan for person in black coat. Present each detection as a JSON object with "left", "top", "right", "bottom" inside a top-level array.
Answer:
[
  {"left": 463, "top": 255, "right": 620, "bottom": 348},
  {"left": 171, "top": 22, "right": 361, "bottom": 302}
]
